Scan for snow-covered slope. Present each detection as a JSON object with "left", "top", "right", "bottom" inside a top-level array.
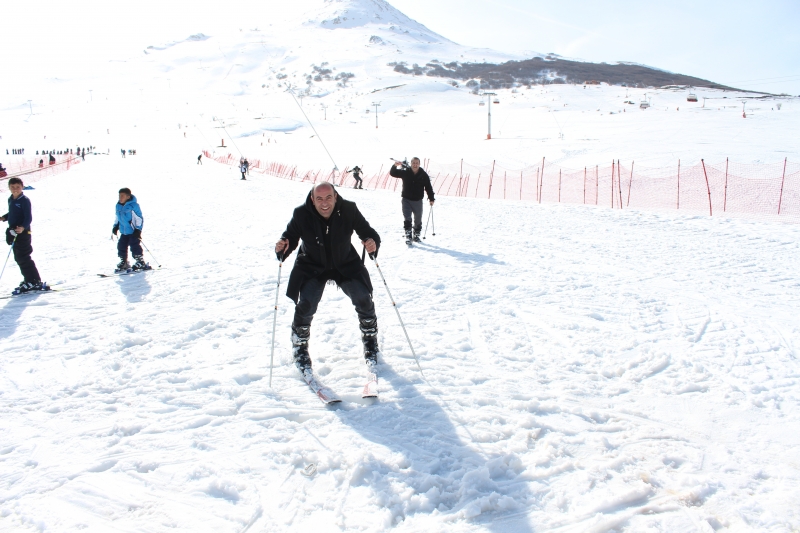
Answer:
[{"left": 1, "top": 144, "right": 799, "bottom": 532}]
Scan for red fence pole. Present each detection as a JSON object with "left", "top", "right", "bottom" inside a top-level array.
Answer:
[
  {"left": 539, "top": 157, "right": 545, "bottom": 204},
  {"left": 723, "top": 158, "right": 729, "bottom": 212},
  {"left": 677, "top": 159, "right": 681, "bottom": 210},
  {"left": 610, "top": 160, "right": 615, "bottom": 208},
  {"left": 626, "top": 161, "right": 634, "bottom": 207},
  {"left": 558, "top": 169, "right": 562, "bottom": 202},
  {"left": 700, "top": 159, "right": 713, "bottom": 216},
  {"left": 617, "top": 160, "right": 624, "bottom": 208},
  {"left": 583, "top": 167, "right": 587, "bottom": 204},
  {"left": 595, "top": 165, "right": 598, "bottom": 205},
  {"left": 487, "top": 160, "right": 495, "bottom": 199},
  {"left": 503, "top": 171, "right": 507, "bottom": 200},
  {"left": 778, "top": 157, "right": 788, "bottom": 215},
  {"left": 519, "top": 171, "right": 523, "bottom": 201}
]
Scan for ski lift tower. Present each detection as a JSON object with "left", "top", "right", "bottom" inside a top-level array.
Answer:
[
  {"left": 483, "top": 92, "right": 497, "bottom": 139},
  {"left": 372, "top": 102, "right": 381, "bottom": 128}
]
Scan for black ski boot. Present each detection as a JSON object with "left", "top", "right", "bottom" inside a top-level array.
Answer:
[
  {"left": 359, "top": 318, "right": 380, "bottom": 370},
  {"left": 115, "top": 258, "right": 130, "bottom": 273},
  {"left": 404, "top": 229, "right": 413, "bottom": 246},
  {"left": 413, "top": 230, "right": 422, "bottom": 243},
  {"left": 132, "top": 255, "right": 148, "bottom": 271},
  {"left": 291, "top": 324, "right": 313, "bottom": 376}
]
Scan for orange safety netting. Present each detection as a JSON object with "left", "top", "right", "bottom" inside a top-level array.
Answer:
[
  {"left": 0, "top": 155, "right": 82, "bottom": 192},
  {"left": 204, "top": 151, "right": 799, "bottom": 223}
]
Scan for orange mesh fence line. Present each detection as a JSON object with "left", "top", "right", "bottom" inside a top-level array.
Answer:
[
  {"left": 202, "top": 151, "right": 799, "bottom": 223},
  {"left": 0, "top": 155, "right": 82, "bottom": 192}
]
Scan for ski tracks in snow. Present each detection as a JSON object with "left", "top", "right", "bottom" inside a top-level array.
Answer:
[{"left": 1, "top": 156, "right": 799, "bottom": 531}]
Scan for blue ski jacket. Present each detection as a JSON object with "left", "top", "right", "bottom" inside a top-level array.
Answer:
[
  {"left": 4, "top": 192, "right": 33, "bottom": 231},
  {"left": 115, "top": 195, "right": 144, "bottom": 235}
]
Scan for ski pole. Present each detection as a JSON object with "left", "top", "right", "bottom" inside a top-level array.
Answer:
[
  {"left": 269, "top": 253, "right": 285, "bottom": 387},
  {"left": 0, "top": 235, "right": 17, "bottom": 285},
  {"left": 140, "top": 239, "right": 161, "bottom": 268},
  {"left": 431, "top": 206, "right": 435, "bottom": 236},
  {"left": 423, "top": 208, "right": 432, "bottom": 239},
  {"left": 369, "top": 253, "right": 424, "bottom": 376}
]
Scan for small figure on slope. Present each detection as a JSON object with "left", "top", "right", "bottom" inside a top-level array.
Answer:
[
  {"left": 112, "top": 188, "right": 148, "bottom": 273},
  {"left": 239, "top": 159, "right": 247, "bottom": 180},
  {"left": 275, "top": 182, "right": 382, "bottom": 378},
  {"left": 1, "top": 177, "right": 46, "bottom": 293},
  {"left": 390, "top": 157, "right": 435, "bottom": 244},
  {"left": 347, "top": 165, "right": 363, "bottom": 189}
]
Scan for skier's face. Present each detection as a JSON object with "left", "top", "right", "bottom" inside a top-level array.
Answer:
[
  {"left": 8, "top": 183, "right": 23, "bottom": 199},
  {"left": 119, "top": 192, "right": 131, "bottom": 204},
  {"left": 312, "top": 184, "right": 337, "bottom": 219},
  {"left": 411, "top": 158, "right": 420, "bottom": 173}
]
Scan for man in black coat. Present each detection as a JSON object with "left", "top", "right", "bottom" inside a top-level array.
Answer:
[
  {"left": 275, "top": 182, "right": 381, "bottom": 376},
  {"left": 389, "top": 157, "right": 435, "bottom": 243}
]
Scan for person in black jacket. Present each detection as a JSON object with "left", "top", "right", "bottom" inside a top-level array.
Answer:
[
  {"left": 275, "top": 182, "right": 381, "bottom": 376},
  {"left": 1, "top": 178, "right": 43, "bottom": 293},
  {"left": 389, "top": 157, "right": 435, "bottom": 243}
]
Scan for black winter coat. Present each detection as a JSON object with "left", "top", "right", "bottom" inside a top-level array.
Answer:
[
  {"left": 389, "top": 166, "right": 435, "bottom": 202},
  {"left": 280, "top": 192, "right": 381, "bottom": 303}
]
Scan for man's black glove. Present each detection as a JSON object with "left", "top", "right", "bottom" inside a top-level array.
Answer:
[
  {"left": 133, "top": 229, "right": 141, "bottom": 240},
  {"left": 112, "top": 224, "right": 119, "bottom": 236}
]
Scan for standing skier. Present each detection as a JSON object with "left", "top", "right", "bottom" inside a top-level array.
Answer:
[
  {"left": 197, "top": 154, "right": 203, "bottom": 165},
  {"left": 111, "top": 188, "right": 148, "bottom": 272},
  {"left": 274, "top": 182, "right": 381, "bottom": 378},
  {"left": 389, "top": 157, "right": 435, "bottom": 244},
  {"left": 239, "top": 159, "right": 247, "bottom": 180},
  {"left": 347, "top": 166, "right": 363, "bottom": 189},
  {"left": 1, "top": 178, "right": 45, "bottom": 293}
]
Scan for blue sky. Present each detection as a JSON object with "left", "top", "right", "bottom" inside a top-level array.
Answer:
[
  {"left": 2, "top": 0, "right": 798, "bottom": 95},
  {"left": 391, "top": 0, "right": 800, "bottom": 95}
]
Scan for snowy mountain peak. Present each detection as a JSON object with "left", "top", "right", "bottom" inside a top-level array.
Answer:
[{"left": 305, "top": 0, "right": 446, "bottom": 42}]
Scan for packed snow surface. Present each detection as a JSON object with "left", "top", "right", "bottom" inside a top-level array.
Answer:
[
  {"left": 1, "top": 146, "right": 799, "bottom": 532},
  {"left": 1, "top": 1, "right": 799, "bottom": 531}
]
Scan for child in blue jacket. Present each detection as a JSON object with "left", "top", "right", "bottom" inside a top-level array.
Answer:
[{"left": 112, "top": 188, "right": 148, "bottom": 272}]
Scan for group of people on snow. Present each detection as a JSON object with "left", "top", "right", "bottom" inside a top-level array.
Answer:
[
  {"left": 2, "top": 177, "right": 147, "bottom": 294},
  {"left": 2, "top": 155, "right": 435, "bottom": 381}
]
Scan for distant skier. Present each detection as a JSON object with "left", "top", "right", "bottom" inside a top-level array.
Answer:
[
  {"left": 1, "top": 178, "right": 45, "bottom": 293},
  {"left": 240, "top": 160, "right": 247, "bottom": 180},
  {"left": 197, "top": 154, "right": 202, "bottom": 165},
  {"left": 111, "top": 188, "right": 147, "bottom": 272},
  {"left": 274, "top": 182, "right": 381, "bottom": 377},
  {"left": 121, "top": 149, "right": 125, "bottom": 158},
  {"left": 347, "top": 166, "right": 364, "bottom": 189},
  {"left": 389, "top": 157, "right": 435, "bottom": 244}
]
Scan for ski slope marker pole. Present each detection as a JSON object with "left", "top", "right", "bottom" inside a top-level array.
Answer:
[
  {"left": 369, "top": 253, "right": 424, "bottom": 376},
  {"left": 140, "top": 239, "right": 162, "bottom": 268},
  {"left": 0, "top": 235, "right": 17, "bottom": 285},
  {"left": 269, "top": 252, "right": 285, "bottom": 387}
]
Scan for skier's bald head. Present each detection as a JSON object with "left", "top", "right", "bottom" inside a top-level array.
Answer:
[{"left": 312, "top": 182, "right": 335, "bottom": 196}]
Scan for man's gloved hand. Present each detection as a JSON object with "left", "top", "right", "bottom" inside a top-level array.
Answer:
[
  {"left": 132, "top": 229, "right": 142, "bottom": 240},
  {"left": 112, "top": 224, "right": 119, "bottom": 236}
]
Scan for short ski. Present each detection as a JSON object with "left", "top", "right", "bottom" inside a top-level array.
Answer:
[
  {"left": 362, "top": 367, "right": 378, "bottom": 398},
  {"left": 1, "top": 287, "right": 71, "bottom": 300},
  {"left": 302, "top": 371, "right": 341, "bottom": 404},
  {"left": 97, "top": 265, "right": 155, "bottom": 278}
]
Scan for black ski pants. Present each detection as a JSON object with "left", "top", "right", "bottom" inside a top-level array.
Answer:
[
  {"left": 293, "top": 276, "right": 376, "bottom": 328},
  {"left": 117, "top": 234, "right": 143, "bottom": 260},
  {"left": 10, "top": 231, "right": 41, "bottom": 283},
  {"left": 402, "top": 198, "right": 423, "bottom": 233}
]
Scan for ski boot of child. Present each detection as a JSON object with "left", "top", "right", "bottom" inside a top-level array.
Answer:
[
  {"left": 132, "top": 255, "right": 149, "bottom": 271},
  {"left": 115, "top": 259, "right": 131, "bottom": 273}
]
